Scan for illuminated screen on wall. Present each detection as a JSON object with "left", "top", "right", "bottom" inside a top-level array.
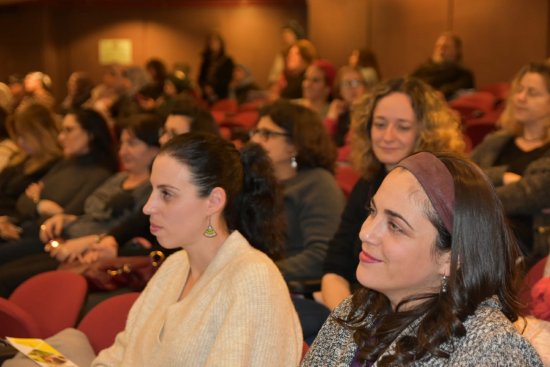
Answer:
[{"left": 98, "top": 39, "right": 133, "bottom": 65}]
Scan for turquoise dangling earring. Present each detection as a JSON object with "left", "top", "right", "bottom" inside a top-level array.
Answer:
[{"left": 203, "top": 216, "right": 217, "bottom": 238}]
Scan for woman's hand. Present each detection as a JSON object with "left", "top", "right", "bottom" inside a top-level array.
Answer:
[
  {"left": 326, "top": 99, "right": 346, "bottom": 120},
  {"left": 36, "top": 200, "right": 64, "bottom": 217},
  {"left": 39, "top": 214, "right": 77, "bottom": 242},
  {"left": 79, "top": 235, "right": 119, "bottom": 264},
  {"left": 0, "top": 220, "right": 22, "bottom": 240},
  {"left": 47, "top": 235, "right": 97, "bottom": 263},
  {"left": 503, "top": 172, "right": 522, "bottom": 185},
  {"left": 25, "top": 182, "right": 44, "bottom": 203}
]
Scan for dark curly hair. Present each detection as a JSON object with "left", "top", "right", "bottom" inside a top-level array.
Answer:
[
  {"left": 159, "top": 132, "right": 285, "bottom": 260},
  {"left": 341, "top": 152, "right": 522, "bottom": 365},
  {"left": 259, "top": 99, "right": 337, "bottom": 174}
]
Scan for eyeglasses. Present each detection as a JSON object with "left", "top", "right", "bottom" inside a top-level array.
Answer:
[
  {"left": 341, "top": 79, "right": 364, "bottom": 89},
  {"left": 249, "top": 128, "right": 290, "bottom": 140}
]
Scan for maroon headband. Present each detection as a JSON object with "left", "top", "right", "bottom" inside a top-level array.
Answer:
[{"left": 397, "top": 152, "right": 455, "bottom": 233}]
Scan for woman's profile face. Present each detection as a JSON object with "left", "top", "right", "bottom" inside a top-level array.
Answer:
[
  {"left": 118, "top": 129, "right": 158, "bottom": 174},
  {"left": 58, "top": 114, "right": 90, "bottom": 158},
  {"left": 356, "top": 168, "right": 449, "bottom": 308},
  {"left": 302, "top": 65, "right": 329, "bottom": 102},
  {"left": 143, "top": 154, "right": 210, "bottom": 249},
  {"left": 370, "top": 92, "right": 418, "bottom": 170},
  {"left": 513, "top": 72, "right": 550, "bottom": 125},
  {"left": 250, "top": 116, "right": 295, "bottom": 170}
]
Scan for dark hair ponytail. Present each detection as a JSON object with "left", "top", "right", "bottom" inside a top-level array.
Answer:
[
  {"left": 236, "top": 143, "right": 285, "bottom": 260},
  {"left": 160, "top": 133, "right": 285, "bottom": 260}
]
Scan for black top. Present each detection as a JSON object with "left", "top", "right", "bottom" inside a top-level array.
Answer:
[
  {"left": 494, "top": 140, "right": 550, "bottom": 175},
  {"left": 0, "top": 159, "right": 59, "bottom": 217},
  {"left": 494, "top": 140, "right": 550, "bottom": 253},
  {"left": 198, "top": 54, "right": 235, "bottom": 102},
  {"left": 323, "top": 169, "right": 386, "bottom": 286}
]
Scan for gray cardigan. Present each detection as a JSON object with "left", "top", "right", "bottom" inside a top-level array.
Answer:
[
  {"left": 301, "top": 296, "right": 543, "bottom": 366},
  {"left": 471, "top": 131, "right": 550, "bottom": 258}
]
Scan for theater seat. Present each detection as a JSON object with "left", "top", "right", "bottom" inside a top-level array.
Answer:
[
  {"left": 78, "top": 292, "right": 140, "bottom": 354},
  {"left": 9, "top": 271, "right": 87, "bottom": 338},
  {"left": 0, "top": 297, "right": 41, "bottom": 338},
  {"left": 449, "top": 91, "right": 496, "bottom": 121}
]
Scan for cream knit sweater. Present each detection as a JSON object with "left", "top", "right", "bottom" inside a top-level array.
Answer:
[{"left": 92, "top": 231, "right": 303, "bottom": 366}]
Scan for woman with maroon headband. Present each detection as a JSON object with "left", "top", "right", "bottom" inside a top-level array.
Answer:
[{"left": 302, "top": 152, "right": 542, "bottom": 366}]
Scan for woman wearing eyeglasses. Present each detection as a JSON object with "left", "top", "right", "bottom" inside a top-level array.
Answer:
[
  {"left": 250, "top": 99, "right": 345, "bottom": 341},
  {"left": 324, "top": 66, "right": 368, "bottom": 160}
]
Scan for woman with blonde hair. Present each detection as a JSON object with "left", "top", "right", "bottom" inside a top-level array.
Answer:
[
  {"left": 472, "top": 61, "right": 550, "bottom": 265},
  {"left": 0, "top": 103, "right": 62, "bottom": 218},
  {"left": 317, "top": 77, "right": 465, "bottom": 311}
]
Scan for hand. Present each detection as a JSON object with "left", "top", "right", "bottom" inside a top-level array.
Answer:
[
  {"left": 0, "top": 220, "right": 22, "bottom": 240},
  {"left": 48, "top": 235, "right": 96, "bottom": 262},
  {"left": 25, "top": 182, "right": 44, "bottom": 203},
  {"left": 39, "top": 214, "right": 77, "bottom": 242},
  {"left": 36, "top": 200, "right": 64, "bottom": 217},
  {"left": 326, "top": 99, "right": 346, "bottom": 120},
  {"left": 79, "top": 236, "right": 118, "bottom": 264},
  {"left": 503, "top": 172, "right": 522, "bottom": 185}
]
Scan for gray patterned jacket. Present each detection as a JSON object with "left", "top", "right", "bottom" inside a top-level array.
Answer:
[{"left": 301, "top": 297, "right": 543, "bottom": 366}]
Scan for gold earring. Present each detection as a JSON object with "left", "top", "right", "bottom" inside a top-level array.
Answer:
[{"left": 203, "top": 216, "right": 217, "bottom": 238}]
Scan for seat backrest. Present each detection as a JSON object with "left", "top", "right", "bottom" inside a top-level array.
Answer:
[
  {"left": 0, "top": 297, "right": 41, "bottom": 338},
  {"left": 78, "top": 292, "right": 140, "bottom": 354},
  {"left": 448, "top": 91, "right": 496, "bottom": 121},
  {"left": 9, "top": 270, "right": 88, "bottom": 338},
  {"left": 335, "top": 165, "right": 360, "bottom": 198},
  {"left": 519, "top": 256, "right": 549, "bottom": 314}
]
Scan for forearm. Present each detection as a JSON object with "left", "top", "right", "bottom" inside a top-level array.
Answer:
[{"left": 320, "top": 273, "right": 351, "bottom": 310}]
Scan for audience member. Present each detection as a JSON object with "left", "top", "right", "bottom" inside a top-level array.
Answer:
[
  {"left": 348, "top": 48, "right": 381, "bottom": 88},
  {"left": 0, "top": 114, "right": 163, "bottom": 297},
  {"left": 302, "top": 152, "right": 542, "bottom": 366},
  {"left": 471, "top": 61, "right": 550, "bottom": 265},
  {"left": 250, "top": 100, "right": 344, "bottom": 282},
  {"left": 7, "top": 74, "right": 25, "bottom": 112},
  {"left": 17, "top": 71, "right": 56, "bottom": 112},
  {"left": 0, "top": 82, "right": 13, "bottom": 113},
  {"left": 86, "top": 132, "right": 302, "bottom": 365},
  {"left": 324, "top": 65, "right": 368, "bottom": 150},
  {"left": 0, "top": 107, "right": 20, "bottom": 172},
  {"left": 59, "top": 72, "right": 95, "bottom": 115},
  {"left": 411, "top": 32, "right": 475, "bottom": 100},
  {"left": 198, "top": 31, "right": 235, "bottom": 104},
  {"left": 156, "top": 70, "right": 193, "bottom": 118},
  {"left": 0, "top": 108, "right": 117, "bottom": 263},
  {"left": 144, "top": 57, "right": 168, "bottom": 97},
  {"left": 0, "top": 104, "right": 62, "bottom": 217},
  {"left": 317, "top": 77, "right": 465, "bottom": 311},
  {"left": 268, "top": 19, "right": 306, "bottom": 86},
  {"left": 276, "top": 39, "right": 318, "bottom": 100},
  {"left": 294, "top": 59, "right": 336, "bottom": 119},
  {"left": 228, "top": 64, "right": 263, "bottom": 105},
  {"left": 67, "top": 98, "right": 220, "bottom": 265}
]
